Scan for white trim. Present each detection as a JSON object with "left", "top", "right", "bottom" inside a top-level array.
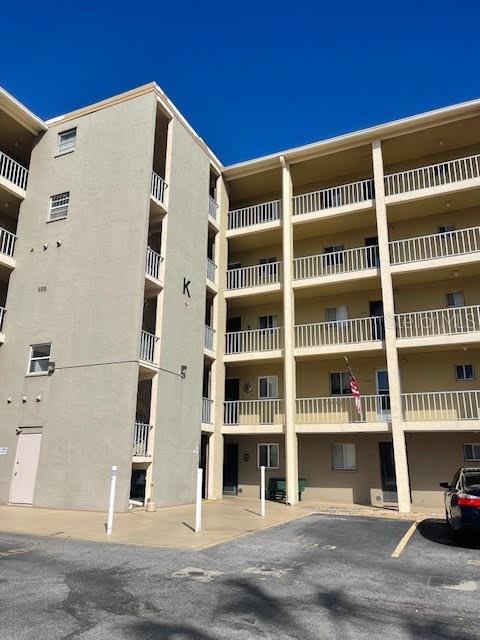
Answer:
[
  {"left": 257, "top": 443, "right": 280, "bottom": 469},
  {"left": 258, "top": 375, "right": 279, "bottom": 399},
  {"left": 27, "top": 343, "right": 51, "bottom": 375},
  {"left": 331, "top": 442, "right": 357, "bottom": 471}
]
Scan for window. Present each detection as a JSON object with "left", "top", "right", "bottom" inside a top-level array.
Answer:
[
  {"left": 28, "top": 344, "right": 51, "bottom": 374},
  {"left": 57, "top": 128, "right": 77, "bottom": 155},
  {"left": 259, "top": 375, "right": 278, "bottom": 398},
  {"left": 326, "top": 306, "right": 348, "bottom": 322},
  {"left": 257, "top": 443, "right": 279, "bottom": 469},
  {"left": 324, "top": 245, "right": 344, "bottom": 266},
  {"left": 330, "top": 372, "right": 351, "bottom": 395},
  {"left": 455, "top": 364, "right": 475, "bottom": 381},
  {"left": 439, "top": 224, "right": 455, "bottom": 234},
  {"left": 49, "top": 192, "right": 70, "bottom": 221},
  {"left": 332, "top": 443, "right": 356, "bottom": 471},
  {"left": 259, "top": 315, "right": 277, "bottom": 329},
  {"left": 446, "top": 291, "right": 465, "bottom": 308},
  {"left": 464, "top": 443, "right": 480, "bottom": 461}
]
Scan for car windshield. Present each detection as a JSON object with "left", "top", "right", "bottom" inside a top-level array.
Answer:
[{"left": 464, "top": 471, "right": 480, "bottom": 491}]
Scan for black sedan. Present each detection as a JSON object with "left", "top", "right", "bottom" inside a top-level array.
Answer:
[{"left": 440, "top": 467, "right": 480, "bottom": 540}]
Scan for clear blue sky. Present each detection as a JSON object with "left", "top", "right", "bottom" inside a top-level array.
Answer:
[{"left": 1, "top": 0, "right": 478, "bottom": 165}]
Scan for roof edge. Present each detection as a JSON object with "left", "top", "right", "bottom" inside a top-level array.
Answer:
[{"left": 0, "top": 86, "right": 47, "bottom": 134}]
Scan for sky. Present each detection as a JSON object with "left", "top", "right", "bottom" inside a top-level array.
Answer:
[{"left": 1, "top": 0, "right": 479, "bottom": 165}]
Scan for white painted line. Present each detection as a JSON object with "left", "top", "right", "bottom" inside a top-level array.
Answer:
[{"left": 391, "top": 521, "right": 419, "bottom": 558}]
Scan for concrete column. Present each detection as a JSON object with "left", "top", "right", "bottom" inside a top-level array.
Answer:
[
  {"left": 372, "top": 140, "right": 411, "bottom": 513},
  {"left": 280, "top": 156, "right": 299, "bottom": 506},
  {"left": 207, "top": 175, "right": 228, "bottom": 499}
]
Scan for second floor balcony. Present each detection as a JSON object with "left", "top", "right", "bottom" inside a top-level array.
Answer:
[
  {"left": 139, "top": 330, "right": 159, "bottom": 374},
  {"left": 296, "top": 395, "right": 390, "bottom": 430},
  {"left": 202, "top": 397, "right": 213, "bottom": 425},
  {"left": 223, "top": 399, "right": 284, "bottom": 431},
  {"left": 0, "top": 150, "right": 28, "bottom": 195},
  {"left": 402, "top": 390, "right": 480, "bottom": 424},
  {"left": 225, "top": 327, "right": 283, "bottom": 360},
  {"left": 133, "top": 422, "right": 152, "bottom": 458}
]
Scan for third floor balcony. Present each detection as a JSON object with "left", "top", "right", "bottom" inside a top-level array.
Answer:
[{"left": 0, "top": 150, "right": 28, "bottom": 197}]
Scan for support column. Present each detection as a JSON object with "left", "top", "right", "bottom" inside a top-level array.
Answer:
[
  {"left": 280, "top": 156, "right": 299, "bottom": 506},
  {"left": 372, "top": 140, "right": 411, "bottom": 513}
]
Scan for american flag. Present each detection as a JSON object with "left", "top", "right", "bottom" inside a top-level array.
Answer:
[{"left": 345, "top": 357, "right": 361, "bottom": 415}]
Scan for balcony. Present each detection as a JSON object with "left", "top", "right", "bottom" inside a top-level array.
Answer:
[
  {"left": 389, "top": 226, "right": 480, "bottom": 276},
  {"left": 402, "top": 390, "right": 480, "bottom": 429},
  {"left": 206, "top": 258, "right": 217, "bottom": 290},
  {"left": 204, "top": 324, "right": 215, "bottom": 352},
  {"left": 208, "top": 195, "right": 218, "bottom": 222},
  {"left": 202, "top": 397, "right": 213, "bottom": 427},
  {"left": 227, "top": 199, "right": 282, "bottom": 233},
  {"left": 139, "top": 330, "right": 159, "bottom": 378},
  {"left": 145, "top": 247, "right": 163, "bottom": 295},
  {"left": 396, "top": 305, "right": 480, "bottom": 350},
  {"left": 133, "top": 422, "right": 152, "bottom": 459},
  {"left": 226, "top": 262, "right": 282, "bottom": 299},
  {"left": 384, "top": 153, "right": 480, "bottom": 204},
  {"left": 0, "top": 227, "right": 16, "bottom": 270},
  {"left": 295, "top": 317, "right": 385, "bottom": 357},
  {"left": 150, "top": 171, "right": 168, "bottom": 217},
  {"left": 292, "top": 178, "right": 375, "bottom": 221},
  {"left": 0, "top": 306, "right": 5, "bottom": 343},
  {"left": 0, "top": 150, "right": 28, "bottom": 197},
  {"left": 293, "top": 245, "right": 380, "bottom": 292},
  {"left": 295, "top": 395, "right": 390, "bottom": 433},
  {"left": 223, "top": 399, "right": 284, "bottom": 434},
  {"left": 225, "top": 327, "right": 283, "bottom": 362}
]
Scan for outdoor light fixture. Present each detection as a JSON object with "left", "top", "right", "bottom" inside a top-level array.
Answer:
[
  {"left": 180, "top": 365, "right": 187, "bottom": 379},
  {"left": 48, "top": 361, "right": 56, "bottom": 375}
]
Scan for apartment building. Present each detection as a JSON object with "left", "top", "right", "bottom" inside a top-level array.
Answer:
[{"left": 0, "top": 83, "right": 479, "bottom": 513}]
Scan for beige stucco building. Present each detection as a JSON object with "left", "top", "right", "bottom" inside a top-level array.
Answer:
[{"left": 0, "top": 83, "right": 479, "bottom": 513}]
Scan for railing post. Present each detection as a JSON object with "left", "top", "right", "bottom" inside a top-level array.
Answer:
[
  {"left": 195, "top": 468, "right": 203, "bottom": 533},
  {"left": 260, "top": 466, "right": 266, "bottom": 516},
  {"left": 106, "top": 465, "right": 118, "bottom": 536}
]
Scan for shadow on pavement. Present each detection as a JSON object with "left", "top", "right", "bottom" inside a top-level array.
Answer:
[{"left": 417, "top": 518, "right": 480, "bottom": 549}]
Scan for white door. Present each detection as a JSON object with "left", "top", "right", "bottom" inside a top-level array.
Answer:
[
  {"left": 375, "top": 370, "right": 391, "bottom": 421},
  {"left": 10, "top": 431, "right": 42, "bottom": 504}
]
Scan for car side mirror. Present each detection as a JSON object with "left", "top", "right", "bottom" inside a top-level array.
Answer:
[{"left": 439, "top": 481, "right": 450, "bottom": 489}]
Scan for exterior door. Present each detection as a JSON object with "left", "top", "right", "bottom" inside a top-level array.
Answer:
[
  {"left": 369, "top": 300, "right": 385, "bottom": 340},
  {"left": 200, "top": 433, "right": 209, "bottom": 499},
  {"left": 375, "top": 369, "right": 391, "bottom": 421},
  {"left": 10, "top": 430, "right": 42, "bottom": 504},
  {"left": 223, "top": 442, "right": 238, "bottom": 495},
  {"left": 365, "top": 236, "right": 380, "bottom": 268},
  {"left": 379, "top": 442, "right": 398, "bottom": 503}
]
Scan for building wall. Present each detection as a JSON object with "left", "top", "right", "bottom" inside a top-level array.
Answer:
[
  {"left": 400, "top": 349, "right": 480, "bottom": 393},
  {"left": 0, "top": 92, "right": 157, "bottom": 510}
]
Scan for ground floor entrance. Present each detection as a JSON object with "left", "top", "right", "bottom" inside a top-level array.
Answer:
[
  {"left": 223, "top": 442, "right": 238, "bottom": 495},
  {"left": 9, "top": 428, "right": 42, "bottom": 505}
]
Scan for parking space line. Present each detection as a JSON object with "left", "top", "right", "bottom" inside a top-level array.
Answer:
[{"left": 391, "top": 521, "right": 419, "bottom": 558}]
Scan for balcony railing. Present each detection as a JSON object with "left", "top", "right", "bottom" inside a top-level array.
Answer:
[
  {"left": 151, "top": 171, "right": 168, "bottom": 205},
  {"left": 224, "top": 399, "right": 284, "bottom": 425},
  {"left": 294, "top": 245, "right": 380, "bottom": 280},
  {"left": 0, "top": 150, "right": 28, "bottom": 191},
  {"left": 228, "top": 199, "right": 282, "bottom": 230},
  {"left": 296, "top": 395, "right": 390, "bottom": 424},
  {"left": 384, "top": 153, "right": 480, "bottom": 197},
  {"left": 402, "top": 390, "right": 480, "bottom": 422},
  {"left": 0, "top": 307, "right": 5, "bottom": 332},
  {"left": 202, "top": 397, "right": 213, "bottom": 424},
  {"left": 139, "top": 330, "right": 158, "bottom": 364},
  {"left": 226, "top": 262, "right": 282, "bottom": 290},
  {"left": 295, "top": 316, "right": 385, "bottom": 349},
  {"left": 133, "top": 422, "right": 151, "bottom": 457},
  {"left": 208, "top": 195, "right": 218, "bottom": 220},
  {"left": 146, "top": 247, "right": 162, "bottom": 280},
  {"left": 396, "top": 305, "right": 480, "bottom": 340},
  {"left": 389, "top": 226, "right": 480, "bottom": 265},
  {"left": 225, "top": 327, "right": 283, "bottom": 354},
  {"left": 292, "top": 178, "right": 374, "bottom": 217},
  {"left": 0, "top": 228, "right": 16, "bottom": 258},
  {"left": 207, "top": 258, "right": 217, "bottom": 284},
  {"left": 204, "top": 324, "right": 215, "bottom": 351}
]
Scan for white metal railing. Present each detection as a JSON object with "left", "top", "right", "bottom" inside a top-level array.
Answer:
[
  {"left": 224, "top": 399, "right": 285, "bottom": 425},
  {"left": 396, "top": 305, "right": 480, "bottom": 339},
  {"left": 295, "top": 316, "right": 385, "bottom": 348},
  {"left": 226, "top": 262, "right": 282, "bottom": 290},
  {"left": 384, "top": 153, "right": 480, "bottom": 197},
  {"left": 296, "top": 395, "right": 390, "bottom": 424},
  {"left": 207, "top": 258, "right": 217, "bottom": 284},
  {"left": 151, "top": 171, "right": 168, "bottom": 205},
  {"left": 208, "top": 195, "right": 218, "bottom": 220},
  {"left": 146, "top": 247, "right": 162, "bottom": 280},
  {"left": 292, "top": 178, "right": 374, "bottom": 216},
  {"left": 139, "top": 330, "right": 158, "bottom": 364},
  {"left": 0, "top": 228, "right": 16, "bottom": 258},
  {"left": 225, "top": 327, "right": 283, "bottom": 354},
  {"left": 0, "top": 150, "right": 28, "bottom": 191},
  {"left": 294, "top": 245, "right": 379, "bottom": 280},
  {"left": 204, "top": 325, "right": 215, "bottom": 351},
  {"left": 389, "top": 226, "right": 480, "bottom": 265},
  {"left": 0, "top": 307, "right": 5, "bottom": 332},
  {"left": 202, "top": 397, "right": 213, "bottom": 424},
  {"left": 402, "top": 391, "right": 480, "bottom": 422},
  {"left": 133, "top": 422, "right": 151, "bottom": 457},
  {"left": 228, "top": 199, "right": 282, "bottom": 230}
]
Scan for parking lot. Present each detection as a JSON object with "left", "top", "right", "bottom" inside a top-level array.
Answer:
[{"left": 1, "top": 513, "right": 479, "bottom": 639}]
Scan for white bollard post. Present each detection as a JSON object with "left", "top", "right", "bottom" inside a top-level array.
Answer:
[
  {"left": 106, "top": 465, "right": 118, "bottom": 536},
  {"left": 260, "top": 465, "right": 266, "bottom": 517},
  {"left": 195, "top": 468, "right": 203, "bottom": 533}
]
